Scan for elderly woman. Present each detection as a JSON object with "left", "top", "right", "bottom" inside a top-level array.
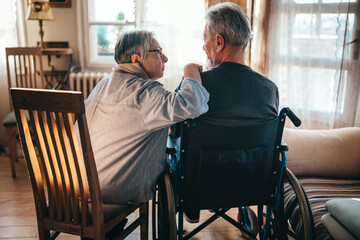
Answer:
[{"left": 85, "top": 30, "right": 209, "bottom": 205}]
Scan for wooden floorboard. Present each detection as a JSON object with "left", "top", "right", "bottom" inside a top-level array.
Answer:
[{"left": 0, "top": 154, "right": 250, "bottom": 239}]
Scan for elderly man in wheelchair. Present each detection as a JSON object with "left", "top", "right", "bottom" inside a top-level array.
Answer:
[
  {"left": 152, "top": 2, "right": 314, "bottom": 240},
  {"left": 152, "top": 108, "right": 313, "bottom": 240}
]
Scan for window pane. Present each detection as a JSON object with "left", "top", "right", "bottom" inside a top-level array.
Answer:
[
  {"left": 322, "top": 0, "right": 356, "bottom": 3},
  {"left": 320, "top": 14, "right": 354, "bottom": 37},
  {"left": 294, "top": 0, "right": 319, "bottom": 3},
  {"left": 92, "top": 25, "right": 135, "bottom": 56},
  {"left": 280, "top": 66, "right": 338, "bottom": 112},
  {"left": 90, "top": 0, "right": 135, "bottom": 22},
  {"left": 294, "top": 0, "right": 356, "bottom": 3},
  {"left": 291, "top": 13, "right": 354, "bottom": 59}
]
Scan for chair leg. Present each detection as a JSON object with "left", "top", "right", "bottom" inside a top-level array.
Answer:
[
  {"left": 5, "top": 126, "right": 17, "bottom": 178},
  {"left": 37, "top": 224, "right": 51, "bottom": 240},
  {"left": 140, "top": 202, "right": 149, "bottom": 240}
]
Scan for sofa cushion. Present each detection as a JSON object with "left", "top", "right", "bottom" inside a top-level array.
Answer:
[
  {"left": 325, "top": 199, "right": 360, "bottom": 239},
  {"left": 283, "top": 127, "right": 360, "bottom": 178},
  {"left": 321, "top": 213, "right": 356, "bottom": 240}
]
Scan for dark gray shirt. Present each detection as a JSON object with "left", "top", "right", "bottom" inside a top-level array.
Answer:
[{"left": 198, "top": 62, "right": 279, "bottom": 126}]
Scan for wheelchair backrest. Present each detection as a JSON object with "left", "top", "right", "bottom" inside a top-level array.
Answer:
[{"left": 178, "top": 116, "right": 285, "bottom": 211}]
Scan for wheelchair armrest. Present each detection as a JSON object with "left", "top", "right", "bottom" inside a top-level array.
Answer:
[
  {"left": 280, "top": 107, "right": 301, "bottom": 127},
  {"left": 281, "top": 140, "right": 289, "bottom": 151}
]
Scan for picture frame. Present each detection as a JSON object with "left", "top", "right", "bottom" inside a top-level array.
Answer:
[
  {"left": 27, "top": 0, "right": 71, "bottom": 8},
  {"left": 49, "top": 0, "right": 71, "bottom": 8}
]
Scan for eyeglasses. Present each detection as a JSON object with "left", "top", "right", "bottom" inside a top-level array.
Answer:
[{"left": 148, "top": 48, "right": 163, "bottom": 58}]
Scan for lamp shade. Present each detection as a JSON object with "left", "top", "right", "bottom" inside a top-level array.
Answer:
[{"left": 26, "top": 0, "right": 55, "bottom": 21}]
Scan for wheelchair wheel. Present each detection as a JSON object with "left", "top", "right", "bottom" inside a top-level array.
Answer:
[
  {"left": 238, "top": 207, "right": 259, "bottom": 236},
  {"left": 257, "top": 168, "right": 314, "bottom": 240},
  {"left": 284, "top": 168, "right": 315, "bottom": 240},
  {"left": 153, "top": 172, "right": 177, "bottom": 240}
]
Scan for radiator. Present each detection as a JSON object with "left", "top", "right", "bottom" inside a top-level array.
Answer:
[{"left": 69, "top": 72, "right": 108, "bottom": 99}]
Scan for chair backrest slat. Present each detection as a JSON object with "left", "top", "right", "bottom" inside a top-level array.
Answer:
[
  {"left": 59, "top": 112, "right": 81, "bottom": 223},
  {"left": 41, "top": 110, "right": 64, "bottom": 220},
  {"left": 25, "top": 55, "right": 30, "bottom": 88},
  {"left": 13, "top": 56, "right": 20, "bottom": 88},
  {"left": 53, "top": 112, "right": 73, "bottom": 223},
  {"left": 16, "top": 109, "right": 48, "bottom": 217},
  {"left": 63, "top": 112, "right": 89, "bottom": 226},
  {"left": 29, "top": 110, "right": 58, "bottom": 220},
  {"left": 19, "top": 56, "right": 24, "bottom": 87},
  {"left": 46, "top": 111, "right": 67, "bottom": 221}
]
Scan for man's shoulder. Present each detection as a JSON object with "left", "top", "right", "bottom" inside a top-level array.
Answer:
[
  {"left": 200, "top": 62, "right": 278, "bottom": 90},
  {"left": 201, "top": 62, "right": 252, "bottom": 76}
]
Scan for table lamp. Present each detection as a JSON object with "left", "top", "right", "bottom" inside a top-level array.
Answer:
[{"left": 26, "top": 0, "right": 55, "bottom": 48}]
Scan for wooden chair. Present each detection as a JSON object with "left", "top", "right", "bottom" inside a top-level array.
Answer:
[
  {"left": 3, "top": 47, "right": 45, "bottom": 177},
  {"left": 11, "top": 88, "right": 148, "bottom": 240}
]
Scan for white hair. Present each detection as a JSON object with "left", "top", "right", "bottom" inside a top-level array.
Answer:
[
  {"left": 205, "top": 2, "right": 251, "bottom": 47},
  {"left": 114, "top": 30, "right": 155, "bottom": 63}
]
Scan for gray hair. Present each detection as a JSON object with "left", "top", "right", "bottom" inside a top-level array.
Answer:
[
  {"left": 114, "top": 30, "right": 155, "bottom": 63},
  {"left": 205, "top": 2, "right": 251, "bottom": 47}
]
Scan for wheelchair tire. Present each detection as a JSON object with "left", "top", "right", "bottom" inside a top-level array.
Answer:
[
  {"left": 284, "top": 168, "right": 315, "bottom": 240},
  {"left": 238, "top": 207, "right": 259, "bottom": 237},
  {"left": 153, "top": 172, "right": 177, "bottom": 240},
  {"left": 257, "top": 168, "right": 314, "bottom": 240}
]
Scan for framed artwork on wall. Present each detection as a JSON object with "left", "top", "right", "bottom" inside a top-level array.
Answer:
[
  {"left": 27, "top": 0, "right": 71, "bottom": 8},
  {"left": 49, "top": 0, "right": 71, "bottom": 8}
]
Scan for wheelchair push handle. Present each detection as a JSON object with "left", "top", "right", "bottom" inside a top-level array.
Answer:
[{"left": 282, "top": 107, "right": 301, "bottom": 127}]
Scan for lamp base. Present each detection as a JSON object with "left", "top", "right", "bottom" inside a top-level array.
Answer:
[{"left": 38, "top": 19, "right": 44, "bottom": 48}]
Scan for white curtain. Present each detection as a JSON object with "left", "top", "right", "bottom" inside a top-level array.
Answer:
[
  {"left": 0, "top": 0, "right": 21, "bottom": 146},
  {"left": 139, "top": 0, "right": 207, "bottom": 91},
  {"left": 252, "top": 0, "right": 360, "bottom": 129}
]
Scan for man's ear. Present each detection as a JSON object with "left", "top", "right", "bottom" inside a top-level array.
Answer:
[
  {"left": 131, "top": 54, "right": 142, "bottom": 63},
  {"left": 215, "top": 34, "right": 225, "bottom": 52}
]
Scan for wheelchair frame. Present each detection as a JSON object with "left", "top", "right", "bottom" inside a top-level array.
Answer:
[{"left": 153, "top": 108, "right": 314, "bottom": 240}]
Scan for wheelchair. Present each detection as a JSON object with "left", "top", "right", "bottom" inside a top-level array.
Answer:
[{"left": 152, "top": 108, "right": 315, "bottom": 240}]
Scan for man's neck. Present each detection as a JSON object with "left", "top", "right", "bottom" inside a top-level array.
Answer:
[{"left": 218, "top": 45, "right": 246, "bottom": 65}]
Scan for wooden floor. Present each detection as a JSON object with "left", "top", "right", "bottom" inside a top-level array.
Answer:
[{"left": 0, "top": 154, "right": 250, "bottom": 240}]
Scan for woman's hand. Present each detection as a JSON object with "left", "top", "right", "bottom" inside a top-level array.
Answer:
[{"left": 184, "top": 63, "right": 203, "bottom": 83}]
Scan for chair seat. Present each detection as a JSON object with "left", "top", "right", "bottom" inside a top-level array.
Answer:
[
  {"left": 98, "top": 203, "right": 132, "bottom": 223},
  {"left": 284, "top": 177, "right": 360, "bottom": 240},
  {"left": 3, "top": 111, "right": 30, "bottom": 127},
  {"left": 48, "top": 202, "right": 133, "bottom": 224}
]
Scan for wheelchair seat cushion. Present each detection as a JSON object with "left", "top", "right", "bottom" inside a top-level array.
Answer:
[
  {"left": 3, "top": 110, "right": 30, "bottom": 127},
  {"left": 3, "top": 111, "right": 17, "bottom": 127}
]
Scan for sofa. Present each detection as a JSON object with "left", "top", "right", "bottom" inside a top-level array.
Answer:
[{"left": 282, "top": 127, "right": 360, "bottom": 240}]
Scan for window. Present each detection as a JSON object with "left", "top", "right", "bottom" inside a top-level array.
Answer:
[
  {"left": 80, "top": 0, "right": 206, "bottom": 90},
  {"left": 86, "top": 0, "right": 136, "bottom": 65},
  {"left": 267, "top": 0, "right": 359, "bottom": 128}
]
